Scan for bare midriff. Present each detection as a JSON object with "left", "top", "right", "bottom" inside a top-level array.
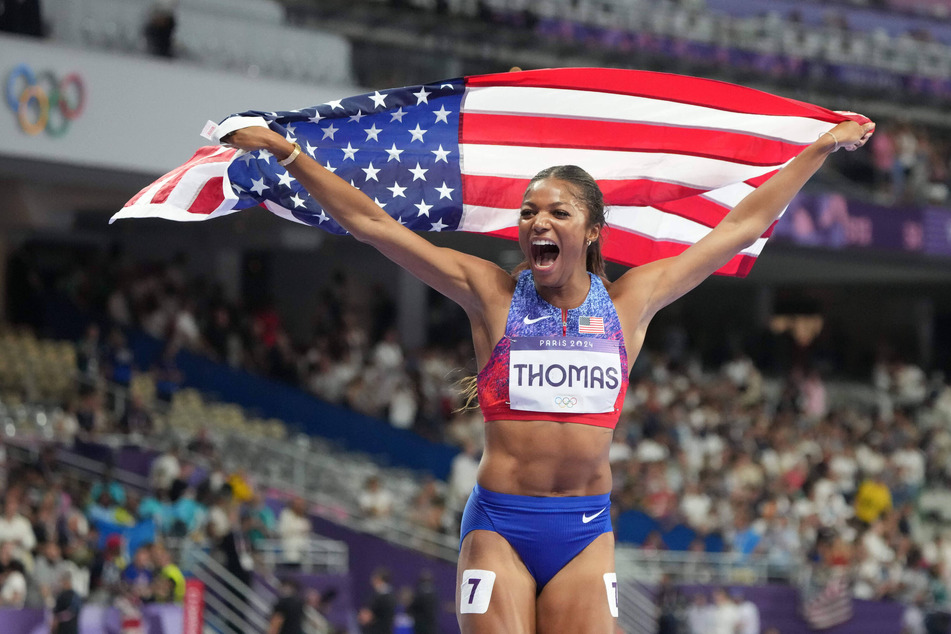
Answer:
[{"left": 477, "top": 419, "right": 614, "bottom": 497}]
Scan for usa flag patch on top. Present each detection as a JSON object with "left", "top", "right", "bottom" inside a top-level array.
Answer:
[{"left": 579, "top": 316, "right": 604, "bottom": 334}]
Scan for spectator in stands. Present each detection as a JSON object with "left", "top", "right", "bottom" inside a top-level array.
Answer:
[
  {"left": 143, "top": 0, "right": 177, "bottom": 58},
  {"left": 0, "top": 494, "right": 37, "bottom": 568},
  {"left": 51, "top": 570, "right": 82, "bottom": 634},
  {"left": 152, "top": 542, "right": 185, "bottom": 603},
  {"left": 855, "top": 473, "right": 893, "bottom": 525},
  {"left": 359, "top": 567, "right": 396, "bottom": 634},
  {"left": 445, "top": 440, "right": 479, "bottom": 526},
  {"left": 278, "top": 497, "right": 312, "bottom": 569},
  {"left": 358, "top": 475, "right": 394, "bottom": 520},
  {"left": 88, "top": 533, "right": 124, "bottom": 602},
  {"left": 121, "top": 544, "right": 154, "bottom": 601},
  {"left": 149, "top": 446, "right": 181, "bottom": 496},
  {"left": 711, "top": 587, "right": 739, "bottom": 634},
  {"left": 118, "top": 393, "right": 154, "bottom": 436},
  {"left": 33, "top": 540, "right": 70, "bottom": 607},
  {"left": 0, "top": 558, "right": 27, "bottom": 607},
  {"left": 686, "top": 592, "right": 714, "bottom": 634},
  {"left": 269, "top": 578, "right": 307, "bottom": 634},
  {"left": 407, "top": 570, "right": 438, "bottom": 634}
]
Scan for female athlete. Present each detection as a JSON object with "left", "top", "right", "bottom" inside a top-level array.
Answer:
[{"left": 224, "top": 117, "right": 873, "bottom": 633}]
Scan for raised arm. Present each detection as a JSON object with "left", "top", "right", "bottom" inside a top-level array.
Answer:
[
  {"left": 613, "top": 119, "right": 875, "bottom": 326},
  {"left": 222, "top": 126, "right": 510, "bottom": 315}
]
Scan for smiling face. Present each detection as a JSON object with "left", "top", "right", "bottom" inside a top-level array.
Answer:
[{"left": 519, "top": 177, "right": 601, "bottom": 289}]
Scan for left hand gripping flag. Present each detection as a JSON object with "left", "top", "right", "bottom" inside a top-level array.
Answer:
[{"left": 113, "top": 67, "right": 868, "bottom": 277}]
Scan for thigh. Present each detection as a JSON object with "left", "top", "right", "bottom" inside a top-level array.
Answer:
[
  {"left": 536, "top": 532, "right": 617, "bottom": 634},
  {"left": 457, "top": 529, "right": 537, "bottom": 634}
]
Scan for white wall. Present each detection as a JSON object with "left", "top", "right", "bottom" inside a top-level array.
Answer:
[{"left": 0, "top": 33, "right": 361, "bottom": 178}]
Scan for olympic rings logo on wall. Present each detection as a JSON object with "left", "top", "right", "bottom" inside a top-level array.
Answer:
[
  {"left": 5, "top": 63, "right": 86, "bottom": 137},
  {"left": 553, "top": 396, "right": 579, "bottom": 409}
]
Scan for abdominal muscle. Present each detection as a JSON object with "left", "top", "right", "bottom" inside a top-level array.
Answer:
[{"left": 476, "top": 419, "right": 614, "bottom": 497}]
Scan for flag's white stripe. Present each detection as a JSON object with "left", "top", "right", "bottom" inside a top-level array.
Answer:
[
  {"left": 263, "top": 200, "right": 311, "bottom": 225},
  {"left": 702, "top": 181, "right": 757, "bottom": 209},
  {"left": 458, "top": 203, "right": 766, "bottom": 257},
  {"left": 606, "top": 204, "right": 767, "bottom": 257},
  {"left": 460, "top": 143, "right": 781, "bottom": 187},
  {"left": 462, "top": 86, "right": 833, "bottom": 144},
  {"left": 164, "top": 161, "right": 236, "bottom": 211},
  {"left": 109, "top": 202, "right": 241, "bottom": 224}
]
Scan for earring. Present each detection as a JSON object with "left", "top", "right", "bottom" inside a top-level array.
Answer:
[{"left": 586, "top": 240, "right": 592, "bottom": 247}]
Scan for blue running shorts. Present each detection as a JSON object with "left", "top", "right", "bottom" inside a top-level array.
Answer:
[{"left": 460, "top": 484, "right": 612, "bottom": 591}]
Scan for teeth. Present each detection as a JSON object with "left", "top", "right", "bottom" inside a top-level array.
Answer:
[{"left": 532, "top": 240, "right": 556, "bottom": 246}]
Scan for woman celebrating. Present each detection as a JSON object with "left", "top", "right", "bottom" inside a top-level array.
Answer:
[{"left": 224, "top": 117, "right": 873, "bottom": 633}]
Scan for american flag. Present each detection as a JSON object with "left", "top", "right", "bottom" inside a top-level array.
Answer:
[
  {"left": 112, "top": 68, "right": 867, "bottom": 276},
  {"left": 578, "top": 316, "right": 605, "bottom": 334},
  {"left": 802, "top": 572, "right": 853, "bottom": 630}
]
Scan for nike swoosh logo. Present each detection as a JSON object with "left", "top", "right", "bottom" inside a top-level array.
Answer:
[
  {"left": 523, "top": 315, "right": 553, "bottom": 325},
  {"left": 582, "top": 508, "right": 606, "bottom": 523}
]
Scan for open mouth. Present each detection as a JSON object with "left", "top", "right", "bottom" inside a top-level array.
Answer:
[{"left": 531, "top": 239, "right": 560, "bottom": 269}]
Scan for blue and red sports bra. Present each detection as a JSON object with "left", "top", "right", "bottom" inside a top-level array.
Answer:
[{"left": 476, "top": 270, "right": 629, "bottom": 429}]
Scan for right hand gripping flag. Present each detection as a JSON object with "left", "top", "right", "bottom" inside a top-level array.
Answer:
[{"left": 112, "top": 67, "right": 868, "bottom": 277}]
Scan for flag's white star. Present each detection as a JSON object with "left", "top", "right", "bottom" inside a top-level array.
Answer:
[
  {"left": 321, "top": 124, "right": 338, "bottom": 140},
  {"left": 435, "top": 182, "right": 454, "bottom": 199},
  {"left": 431, "top": 218, "right": 448, "bottom": 231},
  {"left": 390, "top": 107, "right": 407, "bottom": 123},
  {"left": 385, "top": 143, "right": 404, "bottom": 162},
  {"left": 364, "top": 124, "right": 382, "bottom": 142},
  {"left": 387, "top": 182, "right": 407, "bottom": 198},
  {"left": 249, "top": 177, "right": 267, "bottom": 195},
  {"left": 278, "top": 171, "right": 296, "bottom": 188},
  {"left": 440, "top": 83, "right": 455, "bottom": 90},
  {"left": 433, "top": 106, "right": 452, "bottom": 123},
  {"left": 316, "top": 209, "right": 329, "bottom": 223},
  {"left": 397, "top": 217, "right": 406, "bottom": 225},
  {"left": 431, "top": 145, "right": 450, "bottom": 163},
  {"left": 341, "top": 143, "right": 359, "bottom": 161},
  {"left": 369, "top": 91, "right": 387, "bottom": 109},
  {"left": 362, "top": 162, "right": 381, "bottom": 182},
  {"left": 326, "top": 99, "right": 344, "bottom": 110},
  {"left": 304, "top": 141, "right": 318, "bottom": 157},
  {"left": 308, "top": 111, "right": 324, "bottom": 124},
  {"left": 259, "top": 149, "right": 273, "bottom": 162},
  {"left": 285, "top": 132, "right": 297, "bottom": 143},
  {"left": 286, "top": 124, "right": 297, "bottom": 135},
  {"left": 323, "top": 161, "right": 337, "bottom": 173},
  {"left": 349, "top": 110, "right": 366, "bottom": 123},
  {"left": 373, "top": 197, "right": 387, "bottom": 209},
  {"left": 408, "top": 124, "right": 427, "bottom": 142},
  {"left": 413, "top": 87, "right": 431, "bottom": 105},
  {"left": 290, "top": 193, "right": 306, "bottom": 208},
  {"left": 266, "top": 112, "right": 278, "bottom": 119},
  {"left": 415, "top": 200, "right": 433, "bottom": 217},
  {"left": 238, "top": 152, "right": 255, "bottom": 165},
  {"left": 408, "top": 163, "right": 428, "bottom": 181}
]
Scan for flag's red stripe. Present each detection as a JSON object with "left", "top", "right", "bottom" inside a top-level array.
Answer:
[
  {"left": 188, "top": 177, "right": 226, "bottom": 214},
  {"left": 462, "top": 174, "right": 710, "bottom": 209},
  {"left": 150, "top": 147, "right": 235, "bottom": 206},
  {"left": 462, "top": 113, "right": 807, "bottom": 167},
  {"left": 478, "top": 226, "right": 757, "bottom": 277},
  {"left": 746, "top": 170, "right": 779, "bottom": 188},
  {"left": 465, "top": 68, "right": 867, "bottom": 124}
]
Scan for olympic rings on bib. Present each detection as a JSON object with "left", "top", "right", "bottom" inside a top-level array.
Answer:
[
  {"left": 553, "top": 396, "right": 578, "bottom": 408},
  {"left": 5, "top": 63, "right": 86, "bottom": 137}
]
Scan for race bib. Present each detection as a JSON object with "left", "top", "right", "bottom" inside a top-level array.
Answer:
[{"left": 508, "top": 336, "right": 621, "bottom": 414}]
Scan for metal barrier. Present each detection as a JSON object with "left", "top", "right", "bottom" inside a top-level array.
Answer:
[
  {"left": 615, "top": 546, "right": 797, "bottom": 586},
  {"left": 253, "top": 537, "right": 349, "bottom": 574}
]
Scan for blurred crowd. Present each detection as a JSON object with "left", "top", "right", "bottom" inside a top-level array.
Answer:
[
  {"left": 610, "top": 346, "right": 951, "bottom": 622},
  {"left": 0, "top": 444, "right": 187, "bottom": 622}
]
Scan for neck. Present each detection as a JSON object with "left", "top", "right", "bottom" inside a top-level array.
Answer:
[{"left": 533, "top": 269, "right": 591, "bottom": 309}]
